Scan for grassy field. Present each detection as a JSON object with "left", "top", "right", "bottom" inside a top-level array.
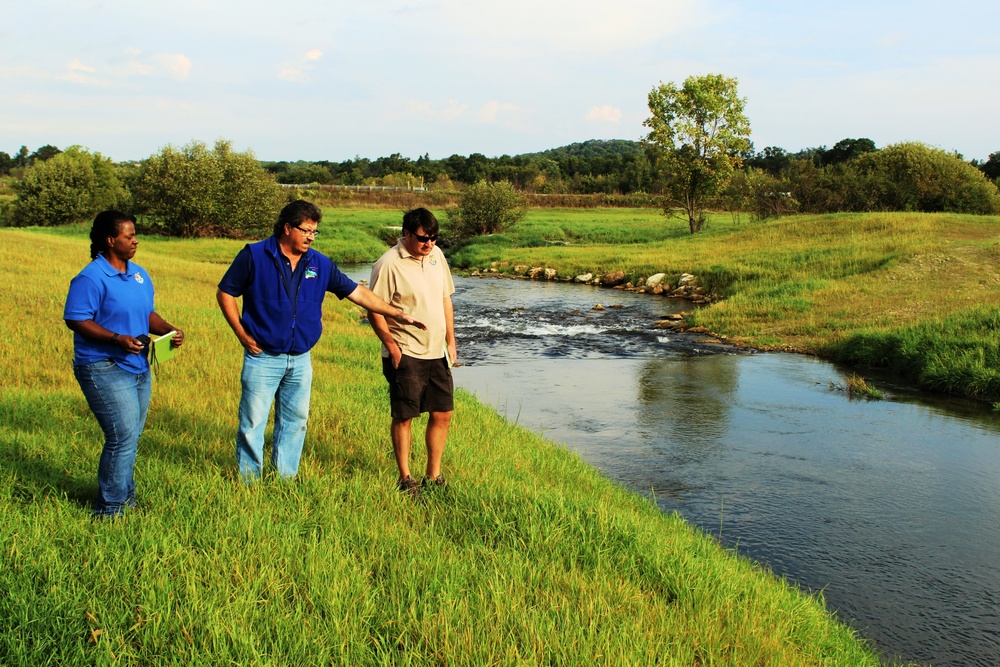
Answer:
[
  {"left": 444, "top": 208, "right": 1000, "bottom": 401},
  {"left": 0, "top": 225, "right": 894, "bottom": 665}
]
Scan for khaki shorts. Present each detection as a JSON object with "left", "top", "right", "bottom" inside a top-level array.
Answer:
[{"left": 382, "top": 355, "right": 454, "bottom": 419}]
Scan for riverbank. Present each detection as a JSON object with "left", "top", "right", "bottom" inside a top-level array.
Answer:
[
  {"left": 0, "top": 228, "right": 891, "bottom": 665},
  {"left": 446, "top": 208, "right": 1000, "bottom": 402}
]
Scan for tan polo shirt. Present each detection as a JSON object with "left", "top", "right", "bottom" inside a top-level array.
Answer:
[{"left": 369, "top": 240, "right": 455, "bottom": 360}]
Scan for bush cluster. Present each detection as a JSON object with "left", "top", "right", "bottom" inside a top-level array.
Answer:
[
  {"left": 130, "top": 140, "right": 286, "bottom": 237},
  {"left": 446, "top": 180, "right": 527, "bottom": 239},
  {"left": 3, "top": 141, "right": 286, "bottom": 237},
  {"left": 6, "top": 147, "right": 129, "bottom": 226},
  {"left": 854, "top": 143, "right": 1000, "bottom": 214},
  {"left": 726, "top": 142, "right": 1000, "bottom": 220}
]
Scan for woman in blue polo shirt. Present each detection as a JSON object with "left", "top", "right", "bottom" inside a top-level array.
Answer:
[{"left": 64, "top": 210, "right": 185, "bottom": 518}]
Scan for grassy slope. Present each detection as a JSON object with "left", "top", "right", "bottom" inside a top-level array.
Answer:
[
  {"left": 448, "top": 208, "right": 1000, "bottom": 400},
  {"left": 0, "top": 227, "right": 890, "bottom": 665}
]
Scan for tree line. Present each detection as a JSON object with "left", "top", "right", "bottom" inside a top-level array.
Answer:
[
  {"left": 258, "top": 139, "right": 655, "bottom": 196},
  {"left": 3, "top": 72, "right": 1000, "bottom": 236}
]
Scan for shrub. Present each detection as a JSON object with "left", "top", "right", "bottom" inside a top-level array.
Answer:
[
  {"left": 723, "top": 169, "right": 799, "bottom": 221},
  {"left": 446, "top": 180, "right": 527, "bottom": 238},
  {"left": 131, "top": 140, "right": 286, "bottom": 237},
  {"left": 853, "top": 142, "right": 1000, "bottom": 215},
  {"left": 5, "top": 147, "right": 128, "bottom": 226}
]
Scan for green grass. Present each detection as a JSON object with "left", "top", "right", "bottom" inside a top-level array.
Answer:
[{"left": 0, "top": 226, "right": 892, "bottom": 666}]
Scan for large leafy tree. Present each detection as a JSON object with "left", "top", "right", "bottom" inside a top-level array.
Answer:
[
  {"left": 132, "top": 140, "right": 286, "bottom": 237},
  {"left": 5, "top": 146, "right": 128, "bottom": 226},
  {"left": 644, "top": 73, "right": 751, "bottom": 233}
]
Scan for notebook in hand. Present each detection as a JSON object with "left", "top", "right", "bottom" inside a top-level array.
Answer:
[{"left": 150, "top": 330, "right": 178, "bottom": 365}]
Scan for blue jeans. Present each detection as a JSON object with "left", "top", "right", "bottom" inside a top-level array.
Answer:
[
  {"left": 236, "top": 350, "right": 313, "bottom": 480},
  {"left": 74, "top": 360, "right": 151, "bottom": 518}
]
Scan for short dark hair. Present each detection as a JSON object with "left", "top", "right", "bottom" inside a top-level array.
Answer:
[
  {"left": 274, "top": 200, "right": 322, "bottom": 238},
  {"left": 89, "top": 210, "right": 136, "bottom": 259},
  {"left": 402, "top": 207, "right": 438, "bottom": 236}
]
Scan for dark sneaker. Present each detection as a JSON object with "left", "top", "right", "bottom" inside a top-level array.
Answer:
[
  {"left": 398, "top": 475, "right": 420, "bottom": 496},
  {"left": 421, "top": 474, "right": 448, "bottom": 490}
]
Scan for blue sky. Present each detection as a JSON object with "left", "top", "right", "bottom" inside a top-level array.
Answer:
[{"left": 3, "top": 0, "right": 998, "bottom": 163}]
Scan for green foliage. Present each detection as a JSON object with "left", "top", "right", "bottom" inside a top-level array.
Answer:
[
  {"left": 28, "top": 144, "right": 62, "bottom": 164},
  {"left": 447, "top": 180, "right": 527, "bottom": 238},
  {"left": 852, "top": 142, "right": 1000, "bottom": 215},
  {"left": 722, "top": 169, "right": 799, "bottom": 222},
  {"left": 5, "top": 147, "right": 128, "bottom": 227},
  {"left": 819, "top": 138, "right": 876, "bottom": 165},
  {"left": 978, "top": 151, "right": 1000, "bottom": 181},
  {"left": 524, "top": 139, "right": 646, "bottom": 160},
  {"left": 132, "top": 140, "right": 286, "bottom": 237},
  {"left": 264, "top": 160, "right": 335, "bottom": 185},
  {"left": 828, "top": 306, "right": 1000, "bottom": 399},
  {"left": 644, "top": 73, "right": 752, "bottom": 233}
]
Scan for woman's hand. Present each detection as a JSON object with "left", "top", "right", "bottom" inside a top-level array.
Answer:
[{"left": 114, "top": 334, "right": 146, "bottom": 355}]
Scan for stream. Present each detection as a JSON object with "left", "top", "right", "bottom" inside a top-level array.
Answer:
[{"left": 347, "top": 266, "right": 1000, "bottom": 666}]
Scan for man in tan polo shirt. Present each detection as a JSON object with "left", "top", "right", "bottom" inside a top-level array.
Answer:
[{"left": 368, "top": 208, "right": 457, "bottom": 496}]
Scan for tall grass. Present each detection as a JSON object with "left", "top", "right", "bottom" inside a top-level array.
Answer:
[{"left": 0, "top": 227, "right": 892, "bottom": 665}]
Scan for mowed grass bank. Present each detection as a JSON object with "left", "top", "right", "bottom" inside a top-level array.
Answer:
[
  {"left": 447, "top": 208, "right": 1000, "bottom": 400},
  {"left": 0, "top": 227, "right": 890, "bottom": 665}
]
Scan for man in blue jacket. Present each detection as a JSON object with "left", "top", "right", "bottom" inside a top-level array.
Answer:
[{"left": 217, "top": 200, "right": 425, "bottom": 480}]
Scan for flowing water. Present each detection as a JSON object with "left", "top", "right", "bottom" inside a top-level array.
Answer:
[{"left": 347, "top": 266, "right": 1000, "bottom": 666}]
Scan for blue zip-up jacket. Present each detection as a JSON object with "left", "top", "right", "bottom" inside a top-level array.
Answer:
[{"left": 232, "top": 237, "right": 357, "bottom": 354}]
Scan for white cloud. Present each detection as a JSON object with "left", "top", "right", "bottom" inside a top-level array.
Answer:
[
  {"left": 586, "top": 104, "right": 622, "bottom": 124},
  {"left": 402, "top": 98, "right": 470, "bottom": 122},
  {"left": 61, "top": 58, "right": 106, "bottom": 85},
  {"left": 278, "top": 66, "right": 309, "bottom": 83},
  {"left": 477, "top": 101, "right": 525, "bottom": 124},
  {"left": 68, "top": 59, "right": 95, "bottom": 74},
  {"left": 106, "top": 50, "right": 192, "bottom": 81},
  {"left": 443, "top": 99, "right": 469, "bottom": 121},
  {"left": 419, "top": 0, "right": 709, "bottom": 53},
  {"left": 155, "top": 53, "right": 192, "bottom": 81},
  {"left": 277, "top": 49, "right": 323, "bottom": 83}
]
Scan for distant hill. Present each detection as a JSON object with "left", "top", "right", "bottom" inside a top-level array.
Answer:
[{"left": 520, "top": 139, "right": 645, "bottom": 160}]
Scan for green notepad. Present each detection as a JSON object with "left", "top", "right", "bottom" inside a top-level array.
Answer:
[{"left": 150, "top": 330, "right": 178, "bottom": 366}]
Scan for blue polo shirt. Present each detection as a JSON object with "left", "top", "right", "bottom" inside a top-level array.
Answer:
[
  {"left": 64, "top": 254, "right": 155, "bottom": 374},
  {"left": 218, "top": 238, "right": 358, "bottom": 354}
]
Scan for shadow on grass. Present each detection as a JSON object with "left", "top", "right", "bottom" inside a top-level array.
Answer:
[
  {"left": 0, "top": 393, "right": 237, "bottom": 512},
  {"left": 0, "top": 391, "right": 97, "bottom": 511}
]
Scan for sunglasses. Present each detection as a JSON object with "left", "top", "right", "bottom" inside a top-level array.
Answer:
[{"left": 409, "top": 231, "right": 438, "bottom": 243}]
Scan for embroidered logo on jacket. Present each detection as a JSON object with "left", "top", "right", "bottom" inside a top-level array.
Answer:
[{"left": 305, "top": 267, "right": 318, "bottom": 279}]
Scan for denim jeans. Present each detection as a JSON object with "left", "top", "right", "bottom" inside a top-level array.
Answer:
[
  {"left": 236, "top": 350, "right": 313, "bottom": 480},
  {"left": 74, "top": 360, "right": 151, "bottom": 517}
]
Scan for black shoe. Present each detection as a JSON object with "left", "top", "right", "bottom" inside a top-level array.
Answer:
[
  {"left": 398, "top": 475, "right": 420, "bottom": 496},
  {"left": 421, "top": 474, "right": 447, "bottom": 490}
]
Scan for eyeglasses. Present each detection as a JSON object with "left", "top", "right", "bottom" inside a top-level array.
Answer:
[
  {"left": 409, "top": 231, "right": 437, "bottom": 243},
  {"left": 293, "top": 225, "right": 320, "bottom": 238}
]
